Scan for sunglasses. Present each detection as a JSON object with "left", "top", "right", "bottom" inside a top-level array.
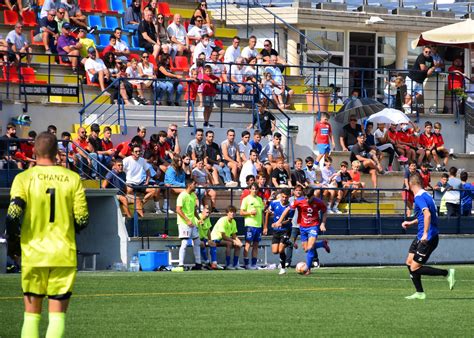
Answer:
[
  {"left": 58, "top": 11, "right": 65, "bottom": 14},
  {"left": 170, "top": 129, "right": 177, "bottom": 132},
  {"left": 133, "top": 150, "right": 141, "bottom": 154},
  {"left": 142, "top": 55, "right": 149, "bottom": 58},
  {"left": 350, "top": 119, "right": 357, "bottom": 122},
  {"left": 264, "top": 44, "right": 270, "bottom": 47},
  {"left": 196, "top": 19, "right": 203, "bottom": 22},
  {"left": 157, "top": 16, "right": 164, "bottom": 19}
]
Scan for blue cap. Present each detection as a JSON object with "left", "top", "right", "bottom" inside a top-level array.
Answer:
[{"left": 63, "top": 22, "right": 72, "bottom": 30}]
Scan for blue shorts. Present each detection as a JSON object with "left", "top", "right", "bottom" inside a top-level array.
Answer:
[
  {"left": 300, "top": 226, "right": 319, "bottom": 243},
  {"left": 245, "top": 226, "right": 262, "bottom": 243},
  {"left": 317, "top": 143, "right": 331, "bottom": 155}
]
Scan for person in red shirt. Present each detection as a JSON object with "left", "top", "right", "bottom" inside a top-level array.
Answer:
[
  {"left": 418, "top": 162, "right": 432, "bottom": 190},
  {"left": 348, "top": 160, "right": 367, "bottom": 202},
  {"left": 419, "top": 121, "right": 441, "bottom": 169},
  {"left": 101, "top": 126, "right": 115, "bottom": 156},
  {"left": 240, "top": 174, "right": 271, "bottom": 202},
  {"left": 277, "top": 188, "right": 328, "bottom": 275},
  {"left": 447, "top": 57, "right": 466, "bottom": 90},
  {"left": 397, "top": 123, "right": 424, "bottom": 165},
  {"left": 313, "top": 112, "right": 335, "bottom": 167},
  {"left": 202, "top": 65, "right": 220, "bottom": 128},
  {"left": 184, "top": 68, "right": 200, "bottom": 127},
  {"left": 433, "top": 122, "right": 449, "bottom": 170}
]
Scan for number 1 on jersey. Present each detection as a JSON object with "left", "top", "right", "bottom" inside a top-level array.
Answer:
[{"left": 46, "top": 188, "right": 56, "bottom": 222}]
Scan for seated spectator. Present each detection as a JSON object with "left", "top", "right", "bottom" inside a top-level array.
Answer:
[
  {"left": 156, "top": 14, "right": 172, "bottom": 51},
  {"left": 55, "top": 7, "right": 67, "bottom": 31},
  {"left": 229, "top": 57, "right": 251, "bottom": 96},
  {"left": 192, "top": 34, "right": 213, "bottom": 64},
  {"left": 57, "top": 23, "right": 81, "bottom": 74},
  {"left": 87, "top": 123, "right": 113, "bottom": 176},
  {"left": 433, "top": 122, "right": 449, "bottom": 171},
  {"left": 58, "top": 131, "right": 75, "bottom": 168},
  {"left": 447, "top": 57, "right": 466, "bottom": 90},
  {"left": 60, "top": 0, "right": 78, "bottom": 22},
  {"left": 260, "top": 132, "right": 288, "bottom": 177},
  {"left": 291, "top": 158, "right": 307, "bottom": 188},
  {"left": 221, "top": 129, "right": 242, "bottom": 182},
  {"left": 460, "top": 171, "right": 474, "bottom": 216},
  {"left": 68, "top": 8, "right": 96, "bottom": 33},
  {"left": 336, "top": 161, "right": 353, "bottom": 206},
  {"left": 224, "top": 36, "right": 241, "bottom": 71},
  {"left": 389, "top": 123, "right": 415, "bottom": 162},
  {"left": 419, "top": 121, "right": 443, "bottom": 170},
  {"left": 365, "top": 122, "right": 391, "bottom": 171},
  {"left": 138, "top": 52, "right": 159, "bottom": 96},
  {"left": 374, "top": 122, "right": 407, "bottom": 171},
  {"left": 102, "top": 159, "right": 132, "bottom": 218},
  {"left": 339, "top": 114, "right": 363, "bottom": 151},
  {"left": 249, "top": 130, "right": 263, "bottom": 154},
  {"left": 85, "top": 47, "right": 112, "bottom": 92},
  {"left": 166, "top": 123, "right": 181, "bottom": 156},
  {"left": 6, "top": 23, "right": 32, "bottom": 67},
  {"left": 265, "top": 55, "right": 293, "bottom": 108},
  {"left": 433, "top": 172, "right": 450, "bottom": 213},
  {"left": 271, "top": 158, "right": 291, "bottom": 188},
  {"left": 187, "top": 16, "right": 211, "bottom": 51},
  {"left": 238, "top": 130, "right": 252, "bottom": 163},
  {"left": 116, "top": 135, "right": 144, "bottom": 159},
  {"left": 15, "top": 130, "right": 36, "bottom": 169},
  {"left": 40, "top": 9, "right": 59, "bottom": 55},
  {"left": 156, "top": 53, "right": 183, "bottom": 106},
  {"left": 124, "top": 0, "right": 141, "bottom": 31},
  {"left": 239, "top": 149, "right": 258, "bottom": 187},
  {"left": 163, "top": 155, "right": 186, "bottom": 212},
  {"left": 318, "top": 156, "right": 340, "bottom": 213},
  {"left": 397, "top": 122, "right": 424, "bottom": 166},
  {"left": 0, "top": 123, "right": 20, "bottom": 169},
  {"left": 149, "top": 131, "right": 172, "bottom": 172},
  {"left": 204, "top": 130, "right": 235, "bottom": 186},
  {"left": 126, "top": 58, "right": 149, "bottom": 105},
  {"left": 186, "top": 129, "right": 206, "bottom": 165},
  {"left": 304, "top": 156, "right": 320, "bottom": 188},
  {"left": 349, "top": 132, "right": 382, "bottom": 188},
  {"left": 241, "top": 35, "right": 258, "bottom": 62},
  {"left": 40, "top": 0, "right": 56, "bottom": 19},
  {"left": 192, "top": 157, "right": 217, "bottom": 211},
  {"left": 348, "top": 160, "right": 367, "bottom": 203},
  {"left": 261, "top": 39, "right": 284, "bottom": 64},
  {"left": 77, "top": 28, "right": 95, "bottom": 63},
  {"left": 167, "top": 14, "right": 189, "bottom": 57},
  {"left": 190, "top": 1, "right": 213, "bottom": 29},
  {"left": 138, "top": 9, "right": 160, "bottom": 60},
  {"left": 102, "top": 33, "right": 128, "bottom": 63},
  {"left": 101, "top": 126, "right": 115, "bottom": 156},
  {"left": 182, "top": 154, "right": 192, "bottom": 180},
  {"left": 73, "top": 127, "right": 92, "bottom": 177},
  {"left": 445, "top": 166, "right": 462, "bottom": 217}
]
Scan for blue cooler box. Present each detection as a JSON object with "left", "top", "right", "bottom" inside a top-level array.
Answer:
[{"left": 138, "top": 251, "right": 169, "bottom": 271}]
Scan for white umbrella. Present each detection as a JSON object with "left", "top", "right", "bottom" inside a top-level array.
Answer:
[{"left": 367, "top": 108, "right": 410, "bottom": 125}]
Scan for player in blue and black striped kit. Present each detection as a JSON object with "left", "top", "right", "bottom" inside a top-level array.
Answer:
[
  {"left": 401, "top": 174, "right": 456, "bottom": 300},
  {"left": 265, "top": 189, "right": 295, "bottom": 275}
]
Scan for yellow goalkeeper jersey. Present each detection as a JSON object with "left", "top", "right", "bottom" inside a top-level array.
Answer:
[{"left": 8, "top": 165, "right": 89, "bottom": 267}]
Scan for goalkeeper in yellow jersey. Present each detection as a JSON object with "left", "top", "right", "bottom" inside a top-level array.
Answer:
[{"left": 5, "top": 131, "right": 89, "bottom": 338}]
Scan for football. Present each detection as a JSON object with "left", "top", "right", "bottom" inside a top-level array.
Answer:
[{"left": 295, "top": 262, "right": 308, "bottom": 274}]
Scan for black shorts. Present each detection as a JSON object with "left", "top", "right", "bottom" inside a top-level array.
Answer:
[
  {"left": 408, "top": 235, "right": 439, "bottom": 264},
  {"left": 272, "top": 229, "right": 291, "bottom": 245},
  {"left": 359, "top": 163, "right": 371, "bottom": 174},
  {"left": 130, "top": 182, "right": 147, "bottom": 193},
  {"left": 436, "top": 149, "right": 448, "bottom": 158},
  {"left": 141, "top": 42, "right": 154, "bottom": 53}
]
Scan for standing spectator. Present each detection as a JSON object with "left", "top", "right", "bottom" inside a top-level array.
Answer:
[
  {"left": 340, "top": 114, "right": 363, "bottom": 151},
  {"left": 241, "top": 35, "right": 258, "bottom": 62},
  {"left": 61, "top": 0, "right": 79, "bottom": 23},
  {"left": 202, "top": 64, "right": 219, "bottom": 127},
  {"left": 402, "top": 161, "right": 418, "bottom": 217},
  {"left": 184, "top": 68, "right": 200, "bottom": 127},
  {"left": 0, "top": 123, "right": 20, "bottom": 169},
  {"left": 58, "top": 131, "right": 75, "bottom": 168},
  {"left": 240, "top": 183, "right": 265, "bottom": 269},
  {"left": 404, "top": 46, "right": 435, "bottom": 112},
  {"left": 57, "top": 23, "right": 81, "bottom": 74},
  {"left": 433, "top": 173, "right": 450, "bottom": 213},
  {"left": 167, "top": 14, "right": 188, "bottom": 57},
  {"left": 433, "top": 122, "right": 449, "bottom": 170},
  {"left": 186, "top": 128, "right": 206, "bottom": 163},
  {"left": 156, "top": 53, "right": 183, "bottom": 106},
  {"left": 224, "top": 36, "right": 241, "bottom": 71},
  {"left": 447, "top": 57, "right": 466, "bottom": 90},
  {"left": 239, "top": 149, "right": 258, "bottom": 188},
  {"left": 251, "top": 101, "right": 275, "bottom": 137},
  {"left": 6, "top": 23, "right": 32, "bottom": 67},
  {"left": 40, "top": 9, "right": 59, "bottom": 55},
  {"left": 102, "top": 159, "right": 132, "bottom": 218},
  {"left": 349, "top": 132, "right": 382, "bottom": 188},
  {"left": 313, "top": 112, "right": 335, "bottom": 168},
  {"left": 175, "top": 180, "right": 202, "bottom": 271},
  {"left": 138, "top": 9, "right": 160, "bottom": 60},
  {"left": 445, "top": 167, "right": 462, "bottom": 217},
  {"left": 124, "top": 0, "right": 141, "bottom": 31},
  {"left": 221, "top": 129, "right": 242, "bottom": 182},
  {"left": 460, "top": 172, "right": 474, "bottom": 216},
  {"left": 164, "top": 155, "right": 186, "bottom": 212},
  {"left": 260, "top": 39, "right": 284, "bottom": 64},
  {"left": 204, "top": 130, "right": 235, "bottom": 187}
]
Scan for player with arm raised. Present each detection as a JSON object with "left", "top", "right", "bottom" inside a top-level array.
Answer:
[
  {"left": 276, "top": 188, "right": 328, "bottom": 275},
  {"left": 5, "top": 132, "right": 89, "bottom": 338},
  {"left": 265, "top": 188, "right": 294, "bottom": 275},
  {"left": 401, "top": 174, "right": 455, "bottom": 300}
]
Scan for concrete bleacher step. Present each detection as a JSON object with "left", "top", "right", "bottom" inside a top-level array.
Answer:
[{"left": 338, "top": 203, "right": 396, "bottom": 214}]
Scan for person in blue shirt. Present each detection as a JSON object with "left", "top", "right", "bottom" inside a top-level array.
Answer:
[
  {"left": 163, "top": 155, "right": 186, "bottom": 213},
  {"left": 401, "top": 174, "right": 455, "bottom": 300},
  {"left": 265, "top": 189, "right": 294, "bottom": 275},
  {"left": 460, "top": 171, "right": 474, "bottom": 216},
  {"left": 102, "top": 158, "right": 133, "bottom": 218}
]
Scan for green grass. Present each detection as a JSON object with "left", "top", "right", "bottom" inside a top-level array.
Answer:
[{"left": 1, "top": 266, "right": 474, "bottom": 337}]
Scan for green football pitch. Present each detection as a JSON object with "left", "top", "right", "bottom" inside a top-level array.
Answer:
[{"left": 1, "top": 265, "right": 473, "bottom": 337}]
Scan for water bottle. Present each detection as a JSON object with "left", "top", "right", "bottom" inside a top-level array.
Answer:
[{"left": 129, "top": 255, "right": 140, "bottom": 272}]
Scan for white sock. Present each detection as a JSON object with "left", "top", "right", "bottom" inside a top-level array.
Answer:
[
  {"left": 162, "top": 200, "right": 168, "bottom": 211},
  {"left": 333, "top": 201, "right": 339, "bottom": 209},
  {"left": 179, "top": 239, "right": 187, "bottom": 266},
  {"left": 193, "top": 238, "right": 202, "bottom": 264},
  {"left": 154, "top": 201, "right": 160, "bottom": 211}
]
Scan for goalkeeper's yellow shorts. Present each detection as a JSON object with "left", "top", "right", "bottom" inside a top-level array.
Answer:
[{"left": 22, "top": 267, "right": 76, "bottom": 299}]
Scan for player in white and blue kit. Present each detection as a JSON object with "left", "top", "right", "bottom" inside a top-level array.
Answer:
[
  {"left": 401, "top": 174, "right": 456, "bottom": 300},
  {"left": 265, "top": 189, "right": 294, "bottom": 275}
]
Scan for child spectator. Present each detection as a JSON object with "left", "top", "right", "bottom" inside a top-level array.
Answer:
[
  {"left": 303, "top": 156, "right": 320, "bottom": 188},
  {"left": 433, "top": 122, "right": 449, "bottom": 170},
  {"left": 418, "top": 162, "right": 432, "bottom": 190},
  {"left": 402, "top": 160, "right": 418, "bottom": 217},
  {"left": 419, "top": 121, "right": 442, "bottom": 171},
  {"left": 336, "top": 161, "right": 353, "bottom": 205},
  {"left": 313, "top": 112, "right": 335, "bottom": 168},
  {"left": 433, "top": 173, "right": 451, "bottom": 214},
  {"left": 388, "top": 123, "right": 414, "bottom": 162},
  {"left": 202, "top": 65, "right": 220, "bottom": 127},
  {"left": 445, "top": 166, "right": 462, "bottom": 217},
  {"left": 58, "top": 131, "right": 75, "bottom": 169},
  {"left": 271, "top": 158, "right": 291, "bottom": 187},
  {"left": 348, "top": 160, "right": 367, "bottom": 203},
  {"left": 374, "top": 122, "right": 407, "bottom": 171},
  {"left": 192, "top": 158, "right": 217, "bottom": 212},
  {"left": 291, "top": 158, "right": 307, "bottom": 188},
  {"left": 320, "top": 156, "right": 340, "bottom": 213},
  {"left": 184, "top": 68, "right": 200, "bottom": 127},
  {"left": 460, "top": 171, "right": 474, "bottom": 216},
  {"left": 102, "top": 159, "right": 132, "bottom": 218},
  {"left": 126, "top": 58, "right": 148, "bottom": 105}
]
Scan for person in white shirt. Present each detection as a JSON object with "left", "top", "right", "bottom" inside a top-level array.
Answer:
[
  {"left": 224, "top": 36, "right": 241, "bottom": 71},
  {"left": 187, "top": 16, "right": 212, "bottom": 48},
  {"left": 240, "top": 35, "right": 258, "bottom": 62},
  {"left": 239, "top": 149, "right": 259, "bottom": 187},
  {"left": 6, "top": 23, "right": 32, "bottom": 67},
  {"left": 238, "top": 130, "right": 252, "bottom": 162},
  {"left": 84, "top": 47, "right": 110, "bottom": 91},
  {"left": 229, "top": 57, "right": 251, "bottom": 95},
  {"left": 192, "top": 35, "right": 213, "bottom": 64},
  {"left": 113, "top": 28, "right": 130, "bottom": 60},
  {"left": 167, "top": 13, "right": 188, "bottom": 56}
]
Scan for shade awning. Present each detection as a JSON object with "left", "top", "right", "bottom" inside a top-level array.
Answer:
[{"left": 411, "top": 19, "right": 474, "bottom": 49}]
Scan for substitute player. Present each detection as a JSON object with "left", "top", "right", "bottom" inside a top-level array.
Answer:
[
  {"left": 6, "top": 132, "right": 89, "bottom": 338},
  {"left": 197, "top": 206, "right": 221, "bottom": 270},
  {"left": 265, "top": 188, "right": 294, "bottom": 275},
  {"left": 401, "top": 174, "right": 455, "bottom": 300},
  {"left": 277, "top": 188, "right": 328, "bottom": 275},
  {"left": 240, "top": 183, "right": 266, "bottom": 270},
  {"left": 175, "top": 180, "right": 202, "bottom": 271}
]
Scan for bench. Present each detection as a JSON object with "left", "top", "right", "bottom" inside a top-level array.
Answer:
[{"left": 77, "top": 251, "right": 100, "bottom": 271}]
